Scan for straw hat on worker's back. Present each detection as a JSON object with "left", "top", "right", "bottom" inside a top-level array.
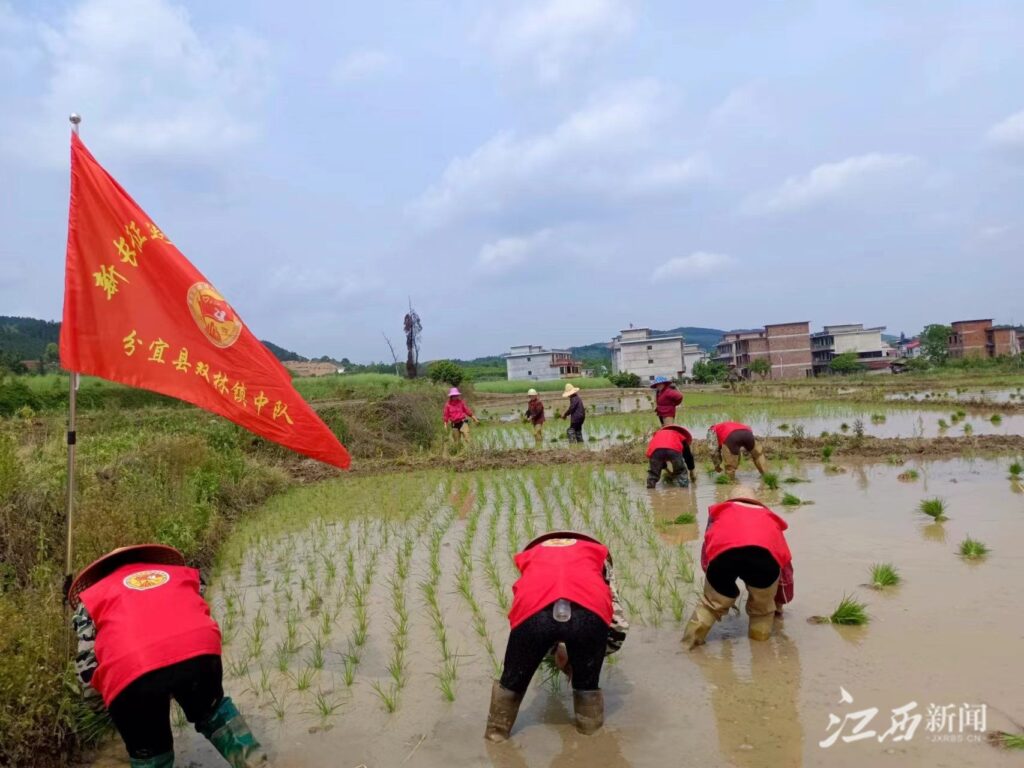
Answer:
[
  {"left": 561, "top": 382, "right": 581, "bottom": 398},
  {"left": 68, "top": 544, "right": 185, "bottom": 606}
]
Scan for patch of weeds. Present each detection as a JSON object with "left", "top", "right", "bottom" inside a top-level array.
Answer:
[
  {"left": 762, "top": 472, "right": 780, "bottom": 490},
  {"left": 897, "top": 469, "right": 920, "bottom": 482},
  {"left": 959, "top": 536, "right": 989, "bottom": 559},
  {"left": 918, "top": 498, "right": 948, "bottom": 521},
  {"left": 869, "top": 563, "right": 900, "bottom": 588},
  {"left": 781, "top": 492, "right": 802, "bottom": 506},
  {"left": 810, "top": 595, "right": 869, "bottom": 625}
]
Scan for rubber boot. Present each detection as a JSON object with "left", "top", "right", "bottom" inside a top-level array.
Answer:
[
  {"left": 746, "top": 580, "right": 779, "bottom": 641},
  {"left": 673, "top": 472, "right": 689, "bottom": 488},
  {"left": 573, "top": 689, "right": 605, "bottom": 735},
  {"left": 130, "top": 754, "right": 175, "bottom": 768},
  {"left": 688, "top": 469, "right": 697, "bottom": 484},
  {"left": 484, "top": 681, "right": 524, "bottom": 742},
  {"left": 645, "top": 477, "right": 658, "bottom": 489},
  {"left": 197, "top": 697, "right": 268, "bottom": 768},
  {"left": 682, "top": 582, "right": 737, "bottom": 649}
]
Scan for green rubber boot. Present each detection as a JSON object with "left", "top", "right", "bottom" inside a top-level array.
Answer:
[
  {"left": 197, "top": 697, "right": 268, "bottom": 768},
  {"left": 129, "top": 753, "right": 175, "bottom": 768}
]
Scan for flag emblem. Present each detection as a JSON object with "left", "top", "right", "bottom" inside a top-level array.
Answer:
[
  {"left": 123, "top": 569, "right": 170, "bottom": 591},
  {"left": 187, "top": 282, "right": 242, "bottom": 349}
]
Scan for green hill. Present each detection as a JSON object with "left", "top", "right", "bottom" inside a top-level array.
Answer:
[{"left": 0, "top": 316, "right": 60, "bottom": 360}]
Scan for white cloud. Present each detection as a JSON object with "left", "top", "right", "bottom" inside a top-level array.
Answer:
[
  {"left": 651, "top": 251, "right": 734, "bottom": 282},
  {"left": 483, "top": 0, "right": 633, "bottom": 83},
  {"left": 986, "top": 109, "right": 1024, "bottom": 149},
  {"left": 332, "top": 49, "right": 400, "bottom": 84},
  {"left": 742, "top": 153, "right": 920, "bottom": 215},
  {"left": 3, "top": 0, "right": 268, "bottom": 166},
  {"left": 477, "top": 229, "right": 553, "bottom": 274},
  {"left": 412, "top": 80, "right": 704, "bottom": 226}
]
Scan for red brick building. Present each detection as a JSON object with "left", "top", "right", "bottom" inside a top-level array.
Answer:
[
  {"left": 713, "top": 322, "right": 812, "bottom": 380},
  {"left": 948, "top": 319, "right": 1021, "bottom": 359}
]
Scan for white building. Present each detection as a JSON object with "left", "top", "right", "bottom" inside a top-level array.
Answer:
[
  {"left": 610, "top": 328, "right": 687, "bottom": 383},
  {"left": 682, "top": 343, "right": 707, "bottom": 381},
  {"left": 504, "top": 345, "right": 581, "bottom": 381},
  {"left": 810, "top": 323, "right": 886, "bottom": 374}
]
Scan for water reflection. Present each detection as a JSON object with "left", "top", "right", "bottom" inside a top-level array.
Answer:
[
  {"left": 921, "top": 521, "right": 947, "bottom": 544},
  {"left": 694, "top": 632, "right": 804, "bottom": 768},
  {"left": 647, "top": 488, "right": 700, "bottom": 545}
]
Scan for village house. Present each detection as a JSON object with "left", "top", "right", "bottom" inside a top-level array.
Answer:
[
  {"left": 609, "top": 328, "right": 687, "bottom": 383},
  {"left": 713, "top": 322, "right": 813, "bottom": 380},
  {"left": 504, "top": 345, "right": 581, "bottom": 381},
  {"left": 948, "top": 319, "right": 1022, "bottom": 359},
  {"left": 810, "top": 323, "right": 888, "bottom": 374}
]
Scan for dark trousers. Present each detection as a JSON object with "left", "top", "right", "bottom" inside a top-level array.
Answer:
[
  {"left": 706, "top": 546, "right": 780, "bottom": 599},
  {"left": 647, "top": 446, "right": 695, "bottom": 487},
  {"left": 500, "top": 602, "right": 607, "bottom": 693},
  {"left": 108, "top": 654, "right": 224, "bottom": 759},
  {"left": 566, "top": 421, "right": 584, "bottom": 443}
]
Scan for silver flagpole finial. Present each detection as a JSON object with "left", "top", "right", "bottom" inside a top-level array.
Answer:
[{"left": 69, "top": 113, "right": 81, "bottom": 135}]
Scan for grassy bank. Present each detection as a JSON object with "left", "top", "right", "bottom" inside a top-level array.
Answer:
[{"left": 474, "top": 377, "right": 613, "bottom": 394}]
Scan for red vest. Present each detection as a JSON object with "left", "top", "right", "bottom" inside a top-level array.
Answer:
[
  {"left": 655, "top": 387, "right": 683, "bottom": 418},
  {"left": 646, "top": 427, "right": 692, "bottom": 457},
  {"left": 80, "top": 563, "right": 222, "bottom": 705},
  {"left": 713, "top": 421, "right": 751, "bottom": 443},
  {"left": 701, "top": 500, "right": 792, "bottom": 570},
  {"left": 508, "top": 539, "right": 613, "bottom": 629}
]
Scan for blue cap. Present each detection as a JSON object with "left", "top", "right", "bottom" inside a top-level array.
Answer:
[{"left": 650, "top": 376, "right": 670, "bottom": 387}]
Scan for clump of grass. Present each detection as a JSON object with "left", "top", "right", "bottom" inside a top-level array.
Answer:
[
  {"left": 762, "top": 472, "right": 780, "bottom": 490},
  {"left": 918, "top": 498, "right": 948, "bottom": 521},
  {"left": 897, "top": 469, "right": 919, "bottom": 482},
  {"left": 870, "top": 413, "right": 886, "bottom": 424},
  {"left": 781, "top": 492, "right": 802, "bottom": 506},
  {"left": 777, "top": 423, "right": 790, "bottom": 431},
  {"left": 821, "top": 445, "right": 834, "bottom": 462},
  {"left": 869, "top": 563, "right": 900, "bottom": 588},
  {"left": 810, "top": 595, "right": 869, "bottom": 625},
  {"left": 937, "top": 418, "right": 949, "bottom": 430},
  {"left": 1009, "top": 461, "right": 1022, "bottom": 478},
  {"left": 839, "top": 422, "right": 849, "bottom": 432},
  {"left": 672, "top": 512, "right": 696, "bottom": 524},
  {"left": 962, "top": 423, "right": 974, "bottom": 435},
  {"left": 990, "top": 414, "right": 1003, "bottom": 425},
  {"left": 959, "top": 536, "right": 989, "bottom": 559},
  {"left": 714, "top": 474, "right": 732, "bottom": 485}
]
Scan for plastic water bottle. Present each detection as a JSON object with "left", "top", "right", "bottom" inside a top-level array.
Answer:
[{"left": 553, "top": 599, "right": 572, "bottom": 622}]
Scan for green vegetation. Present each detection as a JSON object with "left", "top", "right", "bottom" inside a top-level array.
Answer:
[
  {"left": 761, "top": 472, "right": 780, "bottom": 490},
  {"left": 1010, "top": 461, "right": 1022, "bottom": 478},
  {"left": 989, "top": 731, "right": 1024, "bottom": 750},
  {"left": 749, "top": 358, "right": 771, "bottom": 378},
  {"left": 828, "top": 595, "right": 870, "bottom": 625},
  {"left": 714, "top": 474, "right": 732, "bottom": 485},
  {"left": 918, "top": 498, "right": 948, "bottom": 521},
  {"left": 608, "top": 372, "right": 641, "bottom": 388},
  {"left": 829, "top": 352, "right": 865, "bottom": 375},
  {"left": 474, "top": 377, "right": 613, "bottom": 394},
  {"left": 897, "top": 469, "right": 920, "bottom": 482},
  {"left": 959, "top": 536, "right": 989, "bottom": 559},
  {"left": 870, "top": 563, "right": 900, "bottom": 588},
  {"left": 672, "top": 512, "right": 696, "bottom": 525},
  {"left": 990, "top": 413, "right": 1003, "bottom": 425},
  {"left": 921, "top": 324, "right": 953, "bottom": 364},
  {"left": 691, "top": 359, "right": 729, "bottom": 383},
  {"left": 781, "top": 492, "right": 802, "bottom": 506},
  {"left": 427, "top": 359, "right": 465, "bottom": 387}
]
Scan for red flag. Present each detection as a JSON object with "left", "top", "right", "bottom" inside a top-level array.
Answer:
[{"left": 59, "top": 134, "right": 350, "bottom": 469}]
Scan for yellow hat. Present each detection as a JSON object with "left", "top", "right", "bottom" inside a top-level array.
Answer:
[{"left": 561, "top": 383, "right": 581, "bottom": 398}]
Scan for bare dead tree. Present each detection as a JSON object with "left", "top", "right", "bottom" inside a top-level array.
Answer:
[
  {"left": 382, "top": 332, "right": 401, "bottom": 376},
  {"left": 404, "top": 298, "right": 422, "bottom": 379}
]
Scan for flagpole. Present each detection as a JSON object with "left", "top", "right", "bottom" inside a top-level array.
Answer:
[{"left": 63, "top": 112, "right": 81, "bottom": 601}]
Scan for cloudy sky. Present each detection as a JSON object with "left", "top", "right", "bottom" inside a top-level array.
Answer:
[{"left": 1, "top": 0, "right": 1022, "bottom": 362}]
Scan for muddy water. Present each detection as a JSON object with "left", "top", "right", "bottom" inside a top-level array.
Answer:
[
  {"left": 885, "top": 388, "right": 1023, "bottom": 404},
  {"left": 89, "top": 461, "right": 1024, "bottom": 768}
]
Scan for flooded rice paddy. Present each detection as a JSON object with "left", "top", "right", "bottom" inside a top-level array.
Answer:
[
  {"left": 474, "top": 402, "right": 1024, "bottom": 451},
  {"left": 90, "top": 457, "right": 1024, "bottom": 767}
]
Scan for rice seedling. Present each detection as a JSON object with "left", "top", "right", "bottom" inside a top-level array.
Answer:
[
  {"left": 886, "top": 455, "right": 903, "bottom": 465},
  {"left": 781, "top": 492, "right": 802, "bottom": 507},
  {"left": 870, "top": 413, "right": 886, "bottom": 424},
  {"left": 762, "top": 472, "right": 780, "bottom": 490},
  {"left": 990, "top": 414, "right": 1003, "bottom": 425},
  {"left": 672, "top": 512, "right": 696, "bottom": 525},
  {"left": 268, "top": 689, "right": 288, "bottom": 721},
  {"left": 291, "top": 666, "right": 315, "bottom": 692},
  {"left": 810, "top": 595, "right": 869, "bottom": 625},
  {"left": 897, "top": 469, "right": 920, "bottom": 482},
  {"left": 1008, "top": 461, "right": 1022, "bottom": 478},
  {"left": 988, "top": 731, "right": 1024, "bottom": 750},
  {"left": 959, "top": 536, "right": 989, "bottom": 559},
  {"left": 225, "top": 656, "right": 250, "bottom": 679},
  {"left": 171, "top": 702, "right": 188, "bottom": 729},
  {"left": 869, "top": 563, "right": 900, "bottom": 588},
  {"left": 937, "top": 418, "right": 949, "bottom": 430},
  {"left": 312, "top": 688, "right": 342, "bottom": 719},
  {"left": 370, "top": 681, "right": 399, "bottom": 713},
  {"left": 839, "top": 422, "right": 849, "bottom": 432},
  {"left": 714, "top": 474, "right": 732, "bottom": 485},
  {"left": 824, "top": 464, "right": 846, "bottom": 475},
  {"left": 341, "top": 654, "right": 357, "bottom": 687},
  {"left": 821, "top": 445, "right": 834, "bottom": 462},
  {"left": 963, "top": 422, "right": 974, "bottom": 435},
  {"left": 918, "top": 498, "right": 948, "bottom": 521},
  {"left": 783, "top": 476, "right": 808, "bottom": 484}
]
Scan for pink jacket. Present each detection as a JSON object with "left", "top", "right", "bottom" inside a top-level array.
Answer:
[{"left": 443, "top": 399, "right": 474, "bottom": 424}]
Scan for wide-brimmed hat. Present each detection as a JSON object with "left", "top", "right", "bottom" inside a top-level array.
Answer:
[
  {"left": 525, "top": 530, "right": 603, "bottom": 550},
  {"left": 650, "top": 376, "right": 671, "bottom": 387},
  {"left": 662, "top": 424, "right": 693, "bottom": 442},
  {"left": 561, "top": 383, "right": 580, "bottom": 398},
  {"left": 68, "top": 544, "right": 185, "bottom": 606},
  {"left": 729, "top": 485, "right": 759, "bottom": 502},
  {"left": 527, "top": 388, "right": 538, "bottom": 396},
  {"left": 448, "top": 387, "right": 462, "bottom": 397}
]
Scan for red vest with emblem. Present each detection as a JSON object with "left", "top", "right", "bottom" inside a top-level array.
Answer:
[
  {"left": 712, "top": 421, "right": 751, "bottom": 443},
  {"left": 646, "top": 427, "right": 692, "bottom": 457},
  {"left": 508, "top": 539, "right": 613, "bottom": 629},
  {"left": 701, "top": 500, "right": 792, "bottom": 569},
  {"left": 79, "top": 562, "right": 222, "bottom": 705}
]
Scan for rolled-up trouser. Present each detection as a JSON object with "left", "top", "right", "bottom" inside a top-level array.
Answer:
[
  {"left": 566, "top": 421, "right": 584, "bottom": 443},
  {"left": 107, "top": 654, "right": 224, "bottom": 760},
  {"left": 719, "top": 429, "right": 764, "bottom": 473},
  {"left": 705, "top": 546, "right": 780, "bottom": 599},
  {"left": 500, "top": 602, "right": 607, "bottom": 694},
  {"left": 450, "top": 421, "right": 470, "bottom": 444},
  {"left": 532, "top": 422, "right": 544, "bottom": 442},
  {"left": 647, "top": 446, "right": 695, "bottom": 486}
]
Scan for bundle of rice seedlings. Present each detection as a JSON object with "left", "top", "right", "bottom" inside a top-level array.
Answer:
[
  {"left": 959, "top": 536, "right": 989, "bottom": 559},
  {"left": 918, "top": 498, "right": 948, "bottom": 521},
  {"left": 809, "top": 595, "right": 869, "bottom": 625},
  {"left": 869, "top": 563, "right": 900, "bottom": 588}
]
